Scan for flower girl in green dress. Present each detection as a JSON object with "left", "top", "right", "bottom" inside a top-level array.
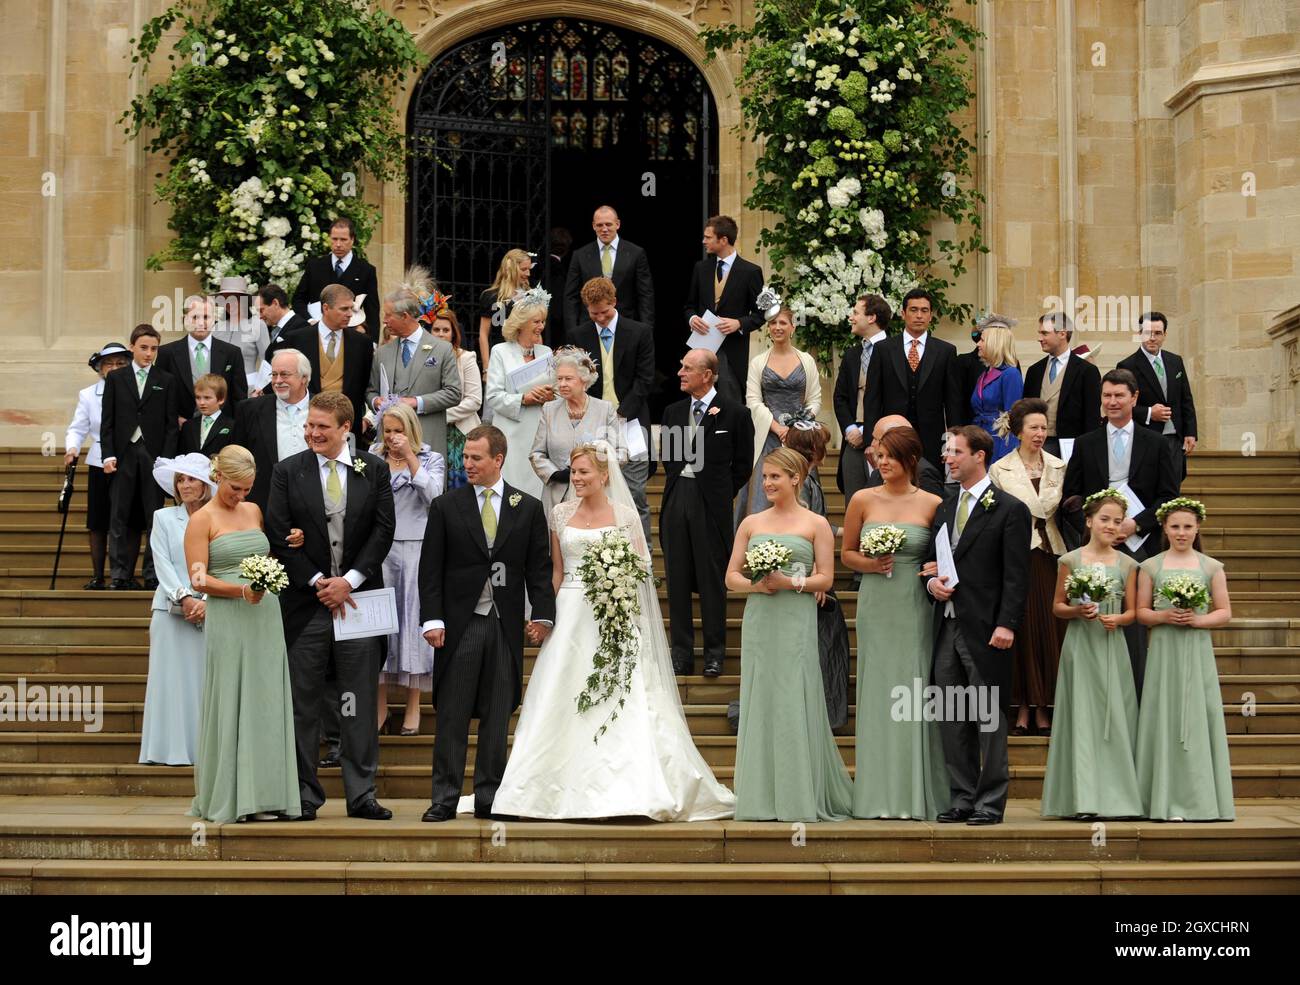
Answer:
[
  {"left": 1041, "top": 489, "right": 1142, "bottom": 819},
  {"left": 1135, "top": 498, "right": 1235, "bottom": 821}
]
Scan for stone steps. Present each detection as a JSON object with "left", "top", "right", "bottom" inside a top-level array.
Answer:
[
  {"left": 4, "top": 671, "right": 1296, "bottom": 707},
  {"left": 6, "top": 858, "right": 1297, "bottom": 895}
]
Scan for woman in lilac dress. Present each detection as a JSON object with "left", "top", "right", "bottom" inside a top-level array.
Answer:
[{"left": 371, "top": 402, "right": 445, "bottom": 734}]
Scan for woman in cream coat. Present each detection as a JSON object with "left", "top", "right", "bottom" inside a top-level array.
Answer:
[
  {"left": 735, "top": 308, "right": 822, "bottom": 524},
  {"left": 485, "top": 292, "right": 553, "bottom": 497},
  {"left": 990, "top": 397, "right": 1068, "bottom": 736},
  {"left": 529, "top": 347, "right": 623, "bottom": 523}
]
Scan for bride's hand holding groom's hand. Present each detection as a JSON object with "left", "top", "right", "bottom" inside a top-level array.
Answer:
[{"left": 525, "top": 621, "right": 552, "bottom": 644}]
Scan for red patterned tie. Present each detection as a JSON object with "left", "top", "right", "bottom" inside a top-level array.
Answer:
[{"left": 907, "top": 338, "right": 921, "bottom": 373}]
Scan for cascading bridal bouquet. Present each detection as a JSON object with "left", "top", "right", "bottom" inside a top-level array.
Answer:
[
  {"left": 1064, "top": 563, "right": 1118, "bottom": 606},
  {"left": 239, "top": 554, "right": 289, "bottom": 595},
  {"left": 575, "top": 529, "right": 650, "bottom": 742},
  {"left": 744, "top": 539, "right": 793, "bottom": 582},
  {"left": 1159, "top": 573, "right": 1210, "bottom": 614},
  {"left": 860, "top": 524, "right": 907, "bottom": 578}
]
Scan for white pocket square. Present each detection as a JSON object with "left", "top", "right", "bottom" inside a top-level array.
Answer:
[{"left": 714, "top": 429, "right": 728, "bottom": 434}]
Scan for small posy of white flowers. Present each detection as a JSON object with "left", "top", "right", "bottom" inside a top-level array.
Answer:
[
  {"left": 575, "top": 529, "right": 650, "bottom": 742},
  {"left": 1159, "top": 573, "right": 1210, "bottom": 612},
  {"left": 861, "top": 524, "right": 907, "bottom": 578},
  {"left": 980, "top": 490, "right": 996, "bottom": 510},
  {"left": 353, "top": 458, "right": 366, "bottom": 476},
  {"left": 871, "top": 78, "right": 897, "bottom": 103},
  {"left": 744, "top": 539, "right": 793, "bottom": 581},
  {"left": 239, "top": 554, "right": 289, "bottom": 595},
  {"left": 186, "top": 158, "right": 210, "bottom": 184},
  {"left": 1065, "top": 563, "right": 1117, "bottom": 604}
]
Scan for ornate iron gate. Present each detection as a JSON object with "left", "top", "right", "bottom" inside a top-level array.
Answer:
[{"left": 408, "top": 18, "right": 716, "bottom": 335}]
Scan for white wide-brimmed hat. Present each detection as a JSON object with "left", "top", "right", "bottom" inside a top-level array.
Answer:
[
  {"left": 308, "top": 294, "right": 367, "bottom": 329},
  {"left": 216, "top": 276, "right": 253, "bottom": 296},
  {"left": 152, "top": 453, "right": 218, "bottom": 498}
]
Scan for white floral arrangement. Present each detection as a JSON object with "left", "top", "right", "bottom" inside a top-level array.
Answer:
[
  {"left": 1159, "top": 573, "right": 1210, "bottom": 613},
  {"left": 238, "top": 554, "right": 289, "bottom": 595},
  {"left": 1065, "top": 563, "right": 1118, "bottom": 605},
  {"left": 575, "top": 529, "right": 650, "bottom": 742},
  {"left": 860, "top": 524, "right": 907, "bottom": 579},
  {"left": 744, "top": 539, "right": 793, "bottom": 582}
]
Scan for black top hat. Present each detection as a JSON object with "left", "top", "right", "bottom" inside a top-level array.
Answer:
[{"left": 88, "top": 342, "right": 130, "bottom": 369}]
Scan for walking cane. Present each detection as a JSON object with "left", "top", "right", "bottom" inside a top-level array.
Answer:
[{"left": 50, "top": 461, "right": 76, "bottom": 591}]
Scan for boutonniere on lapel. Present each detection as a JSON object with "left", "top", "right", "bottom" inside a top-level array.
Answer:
[
  {"left": 1175, "top": 371, "right": 1184, "bottom": 380},
  {"left": 707, "top": 406, "right": 721, "bottom": 417},
  {"left": 980, "top": 490, "right": 996, "bottom": 510},
  {"left": 218, "top": 427, "right": 231, "bottom": 436},
  {"left": 151, "top": 384, "right": 164, "bottom": 391},
  {"left": 353, "top": 458, "right": 366, "bottom": 476},
  {"left": 421, "top": 344, "right": 433, "bottom": 351},
  {"left": 509, "top": 492, "right": 522, "bottom": 507}
]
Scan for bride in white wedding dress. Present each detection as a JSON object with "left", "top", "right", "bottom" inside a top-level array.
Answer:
[{"left": 491, "top": 440, "right": 735, "bottom": 821}]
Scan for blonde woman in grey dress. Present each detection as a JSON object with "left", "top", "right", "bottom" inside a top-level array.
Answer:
[{"left": 529, "top": 346, "right": 624, "bottom": 525}]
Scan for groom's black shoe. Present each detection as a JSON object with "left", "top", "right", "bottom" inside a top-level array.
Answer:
[
  {"left": 347, "top": 799, "right": 392, "bottom": 821},
  {"left": 966, "top": 810, "right": 1002, "bottom": 826},
  {"left": 702, "top": 656, "right": 724, "bottom": 678},
  {"left": 281, "top": 802, "right": 317, "bottom": 821},
  {"left": 422, "top": 803, "right": 456, "bottom": 823},
  {"left": 671, "top": 656, "right": 693, "bottom": 676},
  {"left": 318, "top": 750, "right": 341, "bottom": 769},
  {"left": 936, "top": 807, "right": 974, "bottom": 823}
]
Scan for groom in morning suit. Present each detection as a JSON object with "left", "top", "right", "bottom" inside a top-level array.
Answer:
[
  {"left": 266, "top": 390, "right": 395, "bottom": 822},
  {"left": 925, "top": 425, "right": 1031, "bottom": 825},
  {"left": 659, "top": 349, "right": 754, "bottom": 678},
  {"left": 418, "top": 425, "right": 555, "bottom": 822}
]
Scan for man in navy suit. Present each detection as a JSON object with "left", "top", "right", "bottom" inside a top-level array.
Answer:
[
  {"left": 863, "top": 289, "right": 964, "bottom": 466},
  {"left": 562, "top": 206, "right": 655, "bottom": 335},
  {"left": 1117, "top": 311, "right": 1198, "bottom": 484},
  {"left": 292, "top": 218, "right": 381, "bottom": 343}
]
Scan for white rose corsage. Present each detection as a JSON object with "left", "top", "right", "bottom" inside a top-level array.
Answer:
[
  {"left": 509, "top": 492, "right": 522, "bottom": 507},
  {"left": 980, "top": 490, "right": 995, "bottom": 510},
  {"left": 353, "top": 458, "right": 366, "bottom": 476}
]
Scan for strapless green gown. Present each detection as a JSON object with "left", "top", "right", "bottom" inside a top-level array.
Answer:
[
  {"left": 189, "top": 530, "right": 300, "bottom": 822},
  {"left": 735, "top": 534, "right": 852, "bottom": 821},
  {"left": 853, "top": 523, "right": 950, "bottom": 819}
]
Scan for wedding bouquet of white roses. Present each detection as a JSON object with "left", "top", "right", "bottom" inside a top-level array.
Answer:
[
  {"left": 1065, "top": 563, "right": 1118, "bottom": 605},
  {"left": 239, "top": 554, "right": 289, "bottom": 595},
  {"left": 1159, "top": 574, "right": 1210, "bottom": 613},
  {"left": 860, "top": 524, "right": 906, "bottom": 578},
  {"left": 575, "top": 529, "right": 650, "bottom": 742},
  {"left": 744, "top": 540, "right": 793, "bottom": 582}
]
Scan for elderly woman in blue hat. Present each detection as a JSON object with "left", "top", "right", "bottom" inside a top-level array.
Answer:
[{"left": 64, "top": 343, "right": 131, "bottom": 589}]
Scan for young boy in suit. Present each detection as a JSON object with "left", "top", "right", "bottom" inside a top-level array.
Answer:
[{"left": 180, "top": 374, "right": 236, "bottom": 457}]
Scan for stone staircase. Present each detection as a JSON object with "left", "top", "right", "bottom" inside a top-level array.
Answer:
[{"left": 0, "top": 447, "right": 1298, "bottom": 893}]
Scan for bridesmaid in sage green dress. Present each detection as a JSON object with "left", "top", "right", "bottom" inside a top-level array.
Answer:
[
  {"left": 726, "top": 448, "right": 852, "bottom": 821},
  {"left": 1041, "top": 491, "right": 1142, "bottom": 818},
  {"left": 184, "top": 445, "right": 300, "bottom": 823},
  {"left": 841, "top": 425, "right": 948, "bottom": 819},
  {"left": 1136, "top": 500, "right": 1235, "bottom": 821}
]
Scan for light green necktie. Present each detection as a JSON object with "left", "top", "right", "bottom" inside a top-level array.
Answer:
[
  {"left": 135, "top": 367, "right": 148, "bottom": 397},
  {"left": 201, "top": 415, "right": 214, "bottom": 443},
  {"left": 325, "top": 459, "right": 343, "bottom": 507},
  {"left": 195, "top": 341, "right": 208, "bottom": 375},
  {"left": 1153, "top": 356, "right": 1166, "bottom": 384},
  {"left": 956, "top": 490, "right": 971, "bottom": 536},
  {"left": 601, "top": 244, "right": 613, "bottom": 277},
  {"left": 481, "top": 488, "right": 497, "bottom": 540}
]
